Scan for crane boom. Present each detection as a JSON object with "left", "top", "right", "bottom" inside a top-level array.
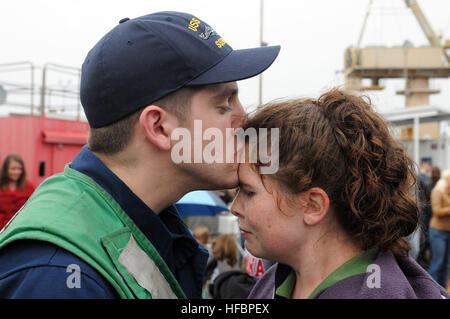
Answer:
[{"left": 404, "top": 0, "right": 441, "bottom": 47}]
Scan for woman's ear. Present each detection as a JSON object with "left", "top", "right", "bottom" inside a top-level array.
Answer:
[
  {"left": 139, "top": 105, "right": 178, "bottom": 151},
  {"left": 301, "top": 187, "right": 330, "bottom": 226}
]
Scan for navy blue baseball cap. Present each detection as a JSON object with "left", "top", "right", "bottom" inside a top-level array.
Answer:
[{"left": 80, "top": 11, "right": 280, "bottom": 128}]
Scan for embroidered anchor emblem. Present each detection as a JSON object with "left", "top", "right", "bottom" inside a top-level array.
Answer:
[{"left": 199, "top": 25, "right": 217, "bottom": 40}]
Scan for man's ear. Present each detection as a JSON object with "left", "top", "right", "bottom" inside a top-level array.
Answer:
[
  {"left": 301, "top": 187, "right": 330, "bottom": 226},
  {"left": 139, "top": 105, "right": 178, "bottom": 151}
]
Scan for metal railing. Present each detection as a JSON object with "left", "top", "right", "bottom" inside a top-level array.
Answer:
[{"left": 0, "top": 61, "right": 83, "bottom": 121}]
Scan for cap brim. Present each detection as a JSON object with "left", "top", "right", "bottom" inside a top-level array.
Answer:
[{"left": 187, "top": 45, "right": 280, "bottom": 86}]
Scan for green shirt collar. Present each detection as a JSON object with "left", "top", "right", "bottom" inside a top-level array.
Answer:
[{"left": 275, "top": 249, "right": 378, "bottom": 299}]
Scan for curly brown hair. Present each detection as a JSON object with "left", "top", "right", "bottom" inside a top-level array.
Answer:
[{"left": 244, "top": 88, "right": 419, "bottom": 257}]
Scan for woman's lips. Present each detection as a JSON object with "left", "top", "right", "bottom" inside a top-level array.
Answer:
[{"left": 240, "top": 228, "right": 252, "bottom": 238}]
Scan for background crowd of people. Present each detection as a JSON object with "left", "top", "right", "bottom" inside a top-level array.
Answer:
[{"left": 413, "top": 159, "right": 450, "bottom": 290}]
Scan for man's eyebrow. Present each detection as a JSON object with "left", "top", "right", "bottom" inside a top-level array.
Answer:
[{"left": 211, "top": 86, "right": 239, "bottom": 102}]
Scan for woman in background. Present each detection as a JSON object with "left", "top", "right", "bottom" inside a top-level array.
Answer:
[
  {"left": 430, "top": 166, "right": 441, "bottom": 190},
  {"left": 0, "top": 154, "right": 35, "bottom": 229},
  {"left": 193, "top": 225, "right": 213, "bottom": 263},
  {"left": 429, "top": 169, "right": 450, "bottom": 289},
  {"left": 203, "top": 234, "right": 241, "bottom": 298}
]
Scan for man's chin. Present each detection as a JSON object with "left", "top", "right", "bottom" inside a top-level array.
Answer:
[
  {"left": 211, "top": 169, "right": 238, "bottom": 189},
  {"left": 182, "top": 162, "right": 239, "bottom": 190},
  {"left": 208, "top": 168, "right": 239, "bottom": 190},
  {"left": 221, "top": 176, "right": 239, "bottom": 189},
  {"left": 223, "top": 163, "right": 239, "bottom": 187}
]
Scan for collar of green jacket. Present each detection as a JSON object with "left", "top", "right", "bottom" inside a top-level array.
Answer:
[{"left": 0, "top": 165, "right": 185, "bottom": 299}]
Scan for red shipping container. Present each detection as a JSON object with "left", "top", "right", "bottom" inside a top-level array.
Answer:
[{"left": 0, "top": 115, "right": 89, "bottom": 187}]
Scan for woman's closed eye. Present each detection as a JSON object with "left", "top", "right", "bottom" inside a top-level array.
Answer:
[{"left": 239, "top": 187, "right": 254, "bottom": 197}]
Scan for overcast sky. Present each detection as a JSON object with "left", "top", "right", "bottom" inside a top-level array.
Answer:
[{"left": 1, "top": 0, "right": 450, "bottom": 114}]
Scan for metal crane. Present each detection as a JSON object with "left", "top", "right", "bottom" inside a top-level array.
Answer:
[
  {"left": 405, "top": 0, "right": 450, "bottom": 62},
  {"left": 344, "top": 0, "right": 450, "bottom": 141},
  {"left": 347, "top": 0, "right": 450, "bottom": 88},
  {"left": 405, "top": 0, "right": 441, "bottom": 48}
]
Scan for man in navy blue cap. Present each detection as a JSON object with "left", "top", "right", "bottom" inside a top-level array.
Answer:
[{"left": 0, "top": 11, "right": 280, "bottom": 298}]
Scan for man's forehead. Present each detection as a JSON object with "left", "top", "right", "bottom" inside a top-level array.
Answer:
[{"left": 204, "top": 82, "right": 238, "bottom": 94}]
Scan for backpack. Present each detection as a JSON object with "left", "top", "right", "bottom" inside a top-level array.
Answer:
[{"left": 209, "top": 270, "right": 257, "bottom": 299}]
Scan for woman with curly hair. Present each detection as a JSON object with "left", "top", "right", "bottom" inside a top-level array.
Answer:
[{"left": 231, "top": 88, "right": 449, "bottom": 299}]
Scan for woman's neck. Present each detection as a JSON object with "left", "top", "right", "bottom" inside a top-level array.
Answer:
[
  {"left": 290, "top": 230, "right": 362, "bottom": 299},
  {"left": 7, "top": 182, "right": 17, "bottom": 191}
]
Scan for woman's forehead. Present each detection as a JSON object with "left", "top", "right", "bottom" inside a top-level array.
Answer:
[
  {"left": 8, "top": 160, "right": 22, "bottom": 167},
  {"left": 237, "top": 163, "right": 258, "bottom": 181}
]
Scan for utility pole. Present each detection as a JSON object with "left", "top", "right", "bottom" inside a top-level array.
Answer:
[{"left": 258, "top": 0, "right": 265, "bottom": 108}]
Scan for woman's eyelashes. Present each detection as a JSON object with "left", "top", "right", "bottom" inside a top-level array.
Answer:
[{"left": 240, "top": 187, "right": 254, "bottom": 197}]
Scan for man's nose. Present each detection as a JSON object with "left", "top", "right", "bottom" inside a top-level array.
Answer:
[{"left": 232, "top": 104, "right": 247, "bottom": 129}]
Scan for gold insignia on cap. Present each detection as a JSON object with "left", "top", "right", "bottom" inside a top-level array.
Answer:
[
  {"left": 215, "top": 38, "right": 226, "bottom": 48},
  {"left": 188, "top": 18, "right": 201, "bottom": 32}
]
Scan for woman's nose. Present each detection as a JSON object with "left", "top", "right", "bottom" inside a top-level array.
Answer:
[{"left": 230, "top": 197, "right": 243, "bottom": 218}]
